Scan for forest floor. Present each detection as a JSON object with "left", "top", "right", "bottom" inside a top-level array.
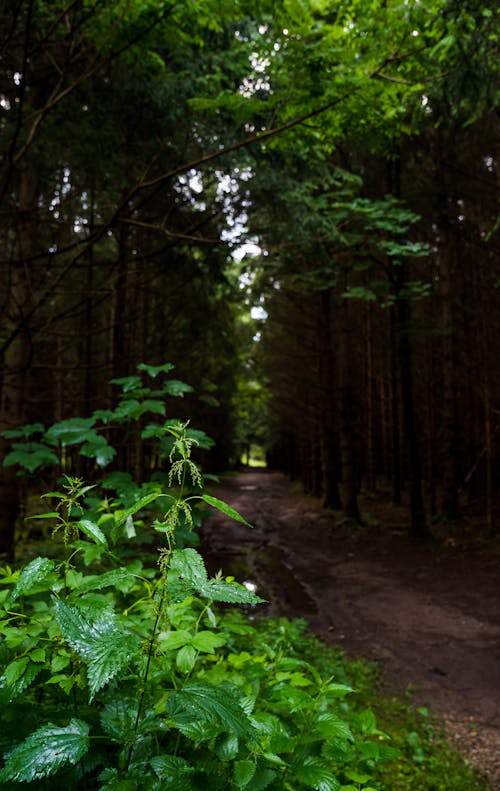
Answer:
[{"left": 201, "top": 469, "right": 500, "bottom": 789}]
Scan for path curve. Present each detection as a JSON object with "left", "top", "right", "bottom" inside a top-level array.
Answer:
[{"left": 201, "top": 470, "right": 500, "bottom": 788}]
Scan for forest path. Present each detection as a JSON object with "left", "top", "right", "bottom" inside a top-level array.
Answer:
[{"left": 201, "top": 469, "right": 500, "bottom": 788}]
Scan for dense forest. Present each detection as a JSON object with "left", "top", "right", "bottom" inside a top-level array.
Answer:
[
  {"left": 0, "top": 2, "right": 499, "bottom": 789},
  {"left": 0, "top": 0, "right": 499, "bottom": 549}
]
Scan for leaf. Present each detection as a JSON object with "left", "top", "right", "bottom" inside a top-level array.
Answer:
[
  {"left": 55, "top": 599, "right": 139, "bottom": 700},
  {"left": 235, "top": 760, "right": 257, "bottom": 788},
  {"left": 80, "top": 438, "right": 116, "bottom": 467},
  {"left": 1, "top": 658, "right": 43, "bottom": 700},
  {"left": 176, "top": 644, "right": 197, "bottom": 673},
  {"left": 137, "top": 362, "right": 175, "bottom": 378},
  {"left": 163, "top": 379, "right": 194, "bottom": 396},
  {"left": 114, "top": 491, "right": 163, "bottom": 527},
  {"left": 313, "top": 712, "right": 353, "bottom": 742},
  {"left": 168, "top": 683, "right": 255, "bottom": 738},
  {"left": 44, "top": 417, "right": 96, "bottom": 445},
  {"left": 1, "top": 423, "right": 44, "bottom": 439},
  {"left": 110, "top": 375, "right": 142, "bottom": 392},
  {"left": 200, "top": 494, "right": 253, "bottom": 527},
  {"left": 68, "top": 568, "right": 135, "bottom": 599},
  {"left": 10, "top": 556, "right": 56, "bottom": 602},
  {"left": 169, "top": 548, "right": 208, "bottom": 589},
  {"left": 200, "top": 578, "right": 265, "bottom": 605},
  {"left": 191, "top": 630, "right": 226, "bottom": 652},
  {"left": 158, "top": 629, "right": 192, "bottom": 650},
  {"left": 294, "top": 756, "right": 340, "bottom": 790},
  {"left": 0, "top": 719, "right": 89, "bottom": 783},
  {"left": 3, "top": 443, "right": 60, "bottom": 472},
  {"left": 150, "top": 754, "right": 195, "bottom": 789},
  {"left": 77, "top": 519, "right": 108, "bottom": 547}
]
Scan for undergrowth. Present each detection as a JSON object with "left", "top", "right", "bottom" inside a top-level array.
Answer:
[{"left": 0, "top": 365, "right": 490, "bottom": 790}]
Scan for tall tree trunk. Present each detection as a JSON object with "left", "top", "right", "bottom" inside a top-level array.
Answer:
[
  {"left": 318, "top": 290, "right": 341, "bottom": 509},
  {"left": 436, "top": 145, "right": 461, "bottom": 520},
  {"left": 394, "top": 282, "right": 429, "bottom": 538},
  {"left": 0, "top": 166, "right": 38, "bottom": 555},
  {"left": 337, "top": 272, "right": 361, "bottom": 523}
]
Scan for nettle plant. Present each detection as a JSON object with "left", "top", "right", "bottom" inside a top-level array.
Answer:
[{"left": 0, "top": 370, "right": 396, "bottom": 790}]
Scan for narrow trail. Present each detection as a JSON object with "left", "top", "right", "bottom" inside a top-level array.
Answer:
[{"left": 201, "top": 470, "right": 500, "bottom": 788}]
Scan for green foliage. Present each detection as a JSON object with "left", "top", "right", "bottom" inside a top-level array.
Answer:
[
  {"left": 0, "top": 413, "right": 396, "bottom": 791},
  {"left": 0, "top": 393, "right": 487, "bottom": 790}
]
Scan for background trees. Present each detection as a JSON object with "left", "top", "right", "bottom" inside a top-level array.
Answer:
[{"left": 1, "top": 0, "right": 499, "bottom": 554}]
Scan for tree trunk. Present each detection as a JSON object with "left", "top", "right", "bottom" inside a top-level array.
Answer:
[{"left": 0, "top": 166, "right": 38, "bottom": 555}]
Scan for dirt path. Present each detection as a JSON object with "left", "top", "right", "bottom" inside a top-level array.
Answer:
[{"left": 201, "top": 470, "right": 500, "bottom": 788}]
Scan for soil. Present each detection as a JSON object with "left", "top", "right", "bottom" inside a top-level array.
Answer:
[{"left": 201, "top": 469, "right": 500, "bottom": 789}]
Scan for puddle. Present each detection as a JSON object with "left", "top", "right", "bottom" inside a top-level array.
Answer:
[
  {"left": 202, "top": 542, "right": 317, "bottom": 616},
  {"left": 240, "top": 485, "right": 258, "bottom": 491}
]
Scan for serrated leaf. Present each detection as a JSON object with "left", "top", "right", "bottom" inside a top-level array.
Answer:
[
  {"left": 313, "top": 713, "right": 353, "bottom": 742},
  {"left": 55, "top": 599, "right": 138, "bottom": 700},
  {"left": 100, "top": 695, "right": 138, "bottom": 742},
  {"left": 150, "top": 754, "right": 195, "bottom": 790},
  {"left": 169, "top": 548, "right": 208, "bottom": 589},
  {"left": 78, "top": 519, "right": 108, "bottom": 547},
  {"left": 2, "top": 659, "right": 43, "bottom": 700},
  {"left": 0, "top": 719, "right": 89, "bottom": 783},
  {"left": 200, "top": 578, "right": 265, "bottom": 605},
  {"left": 168, "top": 683, "right": 254, "bottom": 738},
  {"left": 201, "top": 494, "right": 252, "bottom": 527},
  {"left": 216, "top": 734, "right": 239, "bottom": 761},
  {"left": 68, "top": 568, "right": 134, "bottom": 600},
  {"left": 10, "top": 556, "right": 56, "bottom": 602},
  {"left": 235, "top": 760, "right": 257, "bottom": 788},
  {"left": 295, "top": 756, "right": 340, "bottom": 790}
]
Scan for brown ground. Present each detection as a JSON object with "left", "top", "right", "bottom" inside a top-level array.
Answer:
[{"left": 201, "top": 469, "right": 500, "bottom": 789}]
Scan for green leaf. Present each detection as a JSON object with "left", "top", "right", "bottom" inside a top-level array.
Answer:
[
  {"left": 68, "top": 568, "right": 135, "bottom": 599},
  {"left": 294, "top": 756, "right": 340, "bottom": 790},
  {"left": 169, "top": 548, "right": 208, "bottom": 589},
  {"left": 191, "top": 630, "right": 226, "bottom": 652},
  {"left": 77, "top": 519, "right": 108, "bottom": 547},
  {"left": 44, "top": 417, "right": 96, "bottom": 445},
  {"left": 110, "top": 375, "right": 142, "bottom": 392},
  {"left": 200, "top": 578, "right": 265, "bottom": 605},
  {"left": 55, "top": 599, "right": 139, "bottom": 700},
  {"left": 3, "top": 442, "right": 60, "bottom": 472},
  {"left": 176, "top": 644, "right": 197, "bottom": 673},
  {"left": 0, "top": 719, "right": 89, "bottom": 783},
  {"left": 137, "top": 362, "right": 175, "bottom": 378},
  {"left": 80, "top": 437, "right": 116, "bottom": 467},
  {"left": 313, "top": 712, "right": 353, "bottom": 742},
  {"left": 1, "top": 658, "right": 43, "bottom": 700},
  {"left": 158, "top": 629, "right": 192, "bottom": 650},
  {"left": 200, "top": 494, "right": 253, "bottom": 527},
  {"left": 1, "top": 423, "right": 44, "bottom": 439},
  {"left": 235, "top": 760, "right": 257, "bottom": 788},
  {"left": 163, "top": 380, "right": 194, "bottom": 396},
  {"left": 114, "top": 491, "right": 163, "bottom": 527},
  {"left": 10, "top": 556, "right": 56, "bottom": 602},
  {"left": 168, "top": 683, "right": 254, "bottom": 738},
  {"left": 150, "top": 754, "right": 195, "bottom": 788}
]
